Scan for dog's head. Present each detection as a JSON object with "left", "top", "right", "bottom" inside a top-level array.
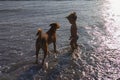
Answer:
[
  {"left": 36, "top": 28, "right": 42, "bottom": 36},
  {"left": 66, "top": 12, "right": 77, "bottom": 24},
  {"left": 49, "top": 23, "right": 60, "bottom": 31}
]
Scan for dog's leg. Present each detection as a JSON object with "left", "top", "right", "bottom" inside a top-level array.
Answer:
[
  {"left": 35, "top": 44, "right": 40, "bottom": 64},
  {"left": 42, "top": 42, "right": 48, "bottom": 66},
  {"left": 53, "top": 41, "right": 58, "bottom": 58},
  {"left": 53, "top": 41, "right": 57, "bottom": 53},
  {"left": 42, "top": 50, "right": 47, "bottom": 66}
]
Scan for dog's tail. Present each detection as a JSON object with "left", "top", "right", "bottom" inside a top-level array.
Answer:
[{"left": 36, "top": 28, "right": 42, "bottom": 38}]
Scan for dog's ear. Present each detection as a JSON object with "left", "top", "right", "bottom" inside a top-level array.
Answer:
[
  {"left": 50, "top": 23, "right": 60, "bottom": 29},
  {"left": 36, "top": 28, "right": 42, "bottom": 36},
  {"left": 50, "top": 23, "right": 56, "bottom": 31},
  {"left": 49, "top": 23, "right": 56, "bottom": 27},
  {"left": 73, "top": 12, "right": 76, "bottom": 15},
  {"left": 36, "top": 32, "right": 39, "bottom": 36},
  {"left": 36, "top": 30, "right": 39, "bottom": 36}
]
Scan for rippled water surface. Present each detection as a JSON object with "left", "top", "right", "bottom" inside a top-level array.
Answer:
[{"left": 0, "top": 0, "right": 120, "bottom": 80}]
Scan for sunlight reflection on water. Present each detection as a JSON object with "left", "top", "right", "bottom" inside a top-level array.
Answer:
[{"left": 103, "top": 0, "right": 120, "bottom": 49}]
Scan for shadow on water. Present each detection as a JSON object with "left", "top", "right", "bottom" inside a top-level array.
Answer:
[
  {"left": 17, "top": 64, "right": 42, "bottom": 80},
  {"left": 46, "top": 53, "right": 70, "bottom": 80},
  {"left": 16, "top": 53, "right": 70, "bottom": 80}
]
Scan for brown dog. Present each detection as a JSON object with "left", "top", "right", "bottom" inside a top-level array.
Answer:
[{"left": 35, "top": 23, "right": 60, "bottom": 66}]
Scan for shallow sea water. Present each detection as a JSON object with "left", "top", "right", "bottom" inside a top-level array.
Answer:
[{"left": 0, "top": 0, "right": 120, "bottom": 80}]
